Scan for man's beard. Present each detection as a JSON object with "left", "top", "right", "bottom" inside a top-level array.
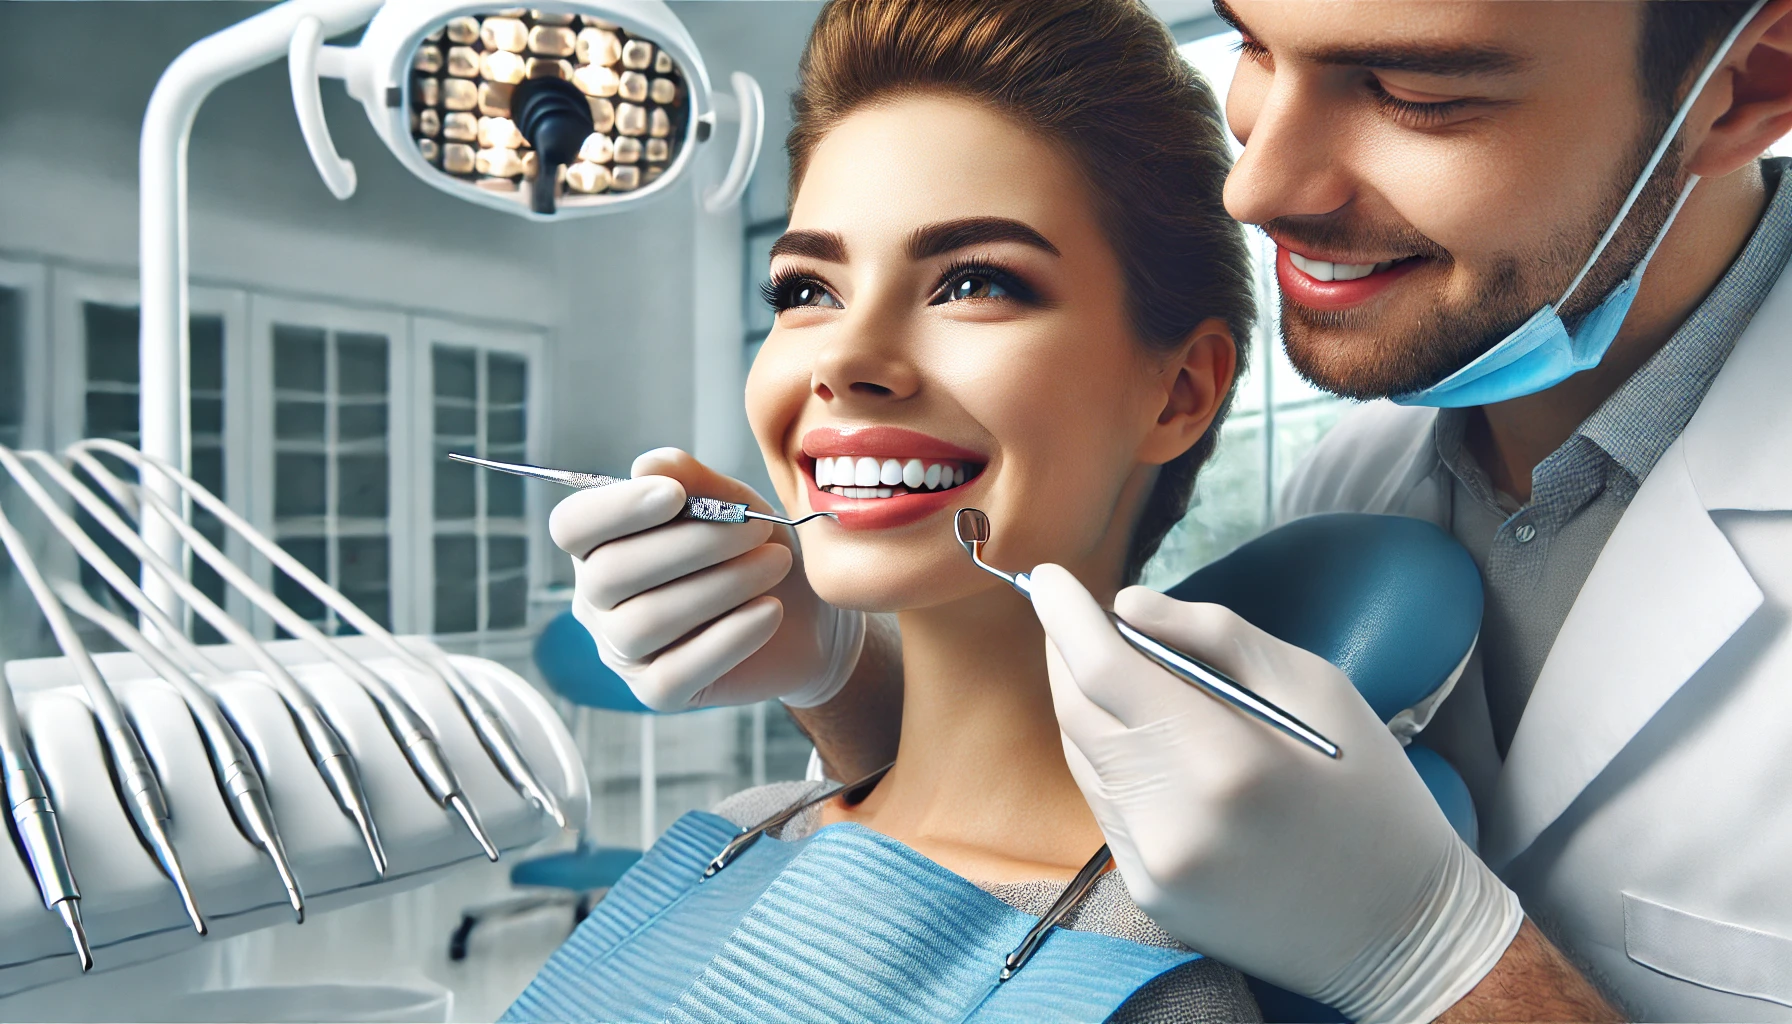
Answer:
[{"left": 1274, "top": 137, "right": 1687, "bottom": 402}]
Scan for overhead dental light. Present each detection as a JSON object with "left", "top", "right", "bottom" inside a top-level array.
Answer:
[
  {"left": 290, "top": 1, "right": 763, "bottom": 218},
  {"left": 138, "top": 0, "right": 762, "bottom": 612}
]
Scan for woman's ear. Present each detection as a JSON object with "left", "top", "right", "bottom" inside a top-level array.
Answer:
[
  {"left": 1137, "top": 317, "right": 1237, "bottom": 466},
  {"left": 1684, "top": 0, "right": 1792, "bottom": 178}
]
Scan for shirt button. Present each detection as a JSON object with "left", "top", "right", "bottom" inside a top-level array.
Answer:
[{"left": 1515, "top": 523, "right": 1537, "bottom": 544}]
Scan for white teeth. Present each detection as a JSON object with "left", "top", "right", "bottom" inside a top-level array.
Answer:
[
  {"left": 1289, "top": 252, "right": 1401, "bottom": 283},
  {"left": 813, "top": 457, "right": 980, "bottom": 496}
]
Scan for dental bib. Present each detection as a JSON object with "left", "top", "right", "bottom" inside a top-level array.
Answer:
[{"left": 503, "top": 811, "right": 1202, "bottom": 1023}]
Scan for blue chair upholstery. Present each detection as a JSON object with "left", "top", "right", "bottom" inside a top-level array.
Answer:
[{"left": 1166, "top": 513, "right": 1484, "bottom": 1023}]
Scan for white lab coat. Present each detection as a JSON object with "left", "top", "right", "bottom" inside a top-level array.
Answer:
[{"left": 1278, "top": 266, "right": 1792, "bottom": 1020}]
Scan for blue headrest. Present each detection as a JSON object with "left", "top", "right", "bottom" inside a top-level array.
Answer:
[
  {"left": 1164, "top": 513, "right": 1482, "bottom": 725},
  {"left": 533, "top": 610, "right": 654, "bottom": 713}
]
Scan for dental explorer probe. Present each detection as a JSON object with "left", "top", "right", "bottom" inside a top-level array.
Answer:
[
  {"left": 447, "top": 453, "right": 840, "bottom": 527},
  {"left": 0, "top": 479, "right": 207, "bottom": 934},
  {"left": 76, "top": 439, "right": 564, "bottom": 834},
  {"left": 953, "top": 508, "right": 1342, "bottom": 759},
  {"left": 53, "top": 583, "right": 305, "bottom": 923},
  {"left": 2, "top": 451, "right": 389, "bottom": 877},
  {"left": 70, "top": 450, "right": 499, "bottom": 862},
  {"left": 0, "top": 521, "right": 92, "bottom": 970}
]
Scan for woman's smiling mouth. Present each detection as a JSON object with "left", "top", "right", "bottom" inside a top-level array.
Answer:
[{"left": 801, "top": 426, "right": 987, "bottom": 529}]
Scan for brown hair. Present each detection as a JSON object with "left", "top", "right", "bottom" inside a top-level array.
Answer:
[{"left": 787, "top": 0, "right": 1256, "bottom": 583}]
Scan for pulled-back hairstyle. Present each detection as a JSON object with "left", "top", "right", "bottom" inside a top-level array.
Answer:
[{"left": 787, "top": 0, "right": 1255, "bottom": 582}]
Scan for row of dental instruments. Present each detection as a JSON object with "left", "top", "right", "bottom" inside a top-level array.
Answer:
[
  {"left": 954, "top": 508, "right": 1342, "bottom": 759},
  {"left": 0, "top": 442, "right": 567, "bottom": 972},
  {"left": 447, "top": 453, "right": 840, "bottom": 527}
]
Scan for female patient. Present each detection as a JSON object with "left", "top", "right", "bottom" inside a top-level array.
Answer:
[{"left": 510, "top": 0, "right": 1258, "bottom": 1019}]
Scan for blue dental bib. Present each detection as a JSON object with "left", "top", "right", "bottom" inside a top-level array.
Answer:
[{"left": 504, "top": 811, "right": 1201, "bottom": 1024}]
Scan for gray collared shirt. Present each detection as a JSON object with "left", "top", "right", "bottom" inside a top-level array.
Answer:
[{"left": 1438, "top": 158, "right": 1792, "bottom": 757}]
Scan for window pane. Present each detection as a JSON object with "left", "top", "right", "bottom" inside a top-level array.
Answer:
[
  {"left": 487, "top": 473, "right": 524, "bottom": 517},
  {"left": 337, "top": 334, "right": 389, "bottom": 396},
  {"left": 488, "top": 354, "right": 526, "bottom": 404},
  {"left": 274, "top": 536, "right": 329, "bottom": 627},
  {"left": 433, "top": 346, "right": 477, "bottom": 400},
  {"left": 84, "top": 303, "right": 140, "bottom": 384},
  {"left": 338, "top": 402, "right": 388, "bottom": 442},
  {"left": 190, "top": 316, "right": 225, "bottom": 391},
  {"left": 434, "top": 534, "right": 479, "bottom": 633},
  {"left": 338, "top": 453, "right": 389, "bottom": 517},
  {"left": 191, "top": 397, "right": 224, "bottom": 435},
  {"left": 84, "top": 392, "right": 138, "bottom": 438},
  {"left": 273, "top": 325, "right": 327, "bottom": 392},
  {"left": 434, "top": 401, "right": 477, "bottom": 438},
  {"left": 191, "top": 445, "right": 225, "bottom": 495},
  {"left": 486, "top": 537, "right": 528, "bottom": 630},
  {"left": 0, "top": 287, "right": 20, "bottom": 445},
  {"left": 275, "top": 453, "right": 328, "bottom": 517},
  {"left": 487, "top": 407, "right": 526, "bottom": 446},
  {"left": 339, "top": 536, "right": 392, "bottom": 630},
  {"left": 435, "top": 444, "right": 477, "bottom": 518},
  {"left": 276, "top": 400, "right": 326, "bottom": 440}
]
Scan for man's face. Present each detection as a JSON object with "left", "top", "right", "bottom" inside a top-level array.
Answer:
[{"left": 1221, "top": 1, "right": 1676, "bottom": 399}]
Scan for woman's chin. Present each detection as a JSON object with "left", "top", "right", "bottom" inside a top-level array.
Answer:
[{"left": 804, "top": 547, "right": 987, "bottom": 613}]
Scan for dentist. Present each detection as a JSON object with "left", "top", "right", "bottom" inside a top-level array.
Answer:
[{"left": 549, "top": 1, "right": 1792, "bottom": 1019}]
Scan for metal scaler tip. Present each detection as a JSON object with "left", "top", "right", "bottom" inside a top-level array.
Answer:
[
  {"left": 352, "top": 802, "right": 389, "bottom": 878},
  {"left": 140, "top": 820, "right": 206, "bottom": 935},
  {"left": 56, "top": 899, "right": 92, "bottom": 972},
  {"left": 449, "top": 793, "right": 500, "bottom": 861}
]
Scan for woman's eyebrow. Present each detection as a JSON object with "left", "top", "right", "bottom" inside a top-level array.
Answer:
[
  {"left": 769, "top": 229, "right": 849, "bottom": 262},
  {"left": 906, "top": 217, "right": 1061, "bottom": 260}
]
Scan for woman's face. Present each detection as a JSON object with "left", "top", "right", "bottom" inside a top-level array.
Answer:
[{"left": 746, "top": 94, "right": 1225, "bottom": 612}]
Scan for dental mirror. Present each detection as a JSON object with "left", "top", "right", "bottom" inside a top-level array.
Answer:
[{"left": 950, "top": 506, "right": 1341, "bottom": 758}]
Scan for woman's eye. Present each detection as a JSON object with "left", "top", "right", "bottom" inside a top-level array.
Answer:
[
  {"left": 934, "top": 273, "right": 1013, "bottom": 304},
  {"left": 763, "top": 276, "right": 842, "bottom": 312}
]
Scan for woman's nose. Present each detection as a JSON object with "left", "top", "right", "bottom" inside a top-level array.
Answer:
[{"left": 810, "top": 319, "right": 921, "bottom": 404}]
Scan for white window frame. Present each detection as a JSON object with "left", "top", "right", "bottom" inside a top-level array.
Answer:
[
  {"left": 47, "top": 267, "right": 252, "bottom": 623},
  {"left": 408, "top": 315, "right": 548, "bottom": 660},
  {"left": 246, "top": 295, "right": 417, "bottom": 637}
]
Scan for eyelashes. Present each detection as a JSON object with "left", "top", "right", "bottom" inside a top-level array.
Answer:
[
  {"left": 761, "top": 270, "right": 839, "bottom": 313},
  {"left": 760, "top": 257, "right": 1043, "bottom": 314},
  {"left": 1366, "top": 80, "right": 1469, "bottom": 127}
]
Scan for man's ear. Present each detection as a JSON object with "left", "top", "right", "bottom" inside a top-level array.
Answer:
[
  {"left": 1137, "top": 317, "right": 1237, "bottom": 467},
  {"left": 1684, "top": 0, "right": 1792, "bottom": 178}
]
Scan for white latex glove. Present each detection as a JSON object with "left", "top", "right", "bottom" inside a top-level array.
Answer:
[
  {"left": 548, "top": 448, "right": 862, "bottom": 711},
  {"left": 1029, "top": 564, "right": 1522, "bottom": 1024}
]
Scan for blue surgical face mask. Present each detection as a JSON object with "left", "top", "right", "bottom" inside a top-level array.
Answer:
[{"left": 1393, "top": 0, "right": 1764, "bottom": 409}]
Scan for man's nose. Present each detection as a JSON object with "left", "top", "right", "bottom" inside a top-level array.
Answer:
[{"left": 1224, "top": 67, "right": 1357, "bottom": 228}]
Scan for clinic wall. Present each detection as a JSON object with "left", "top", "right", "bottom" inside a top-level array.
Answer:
[{"left": 0, "top": 0, "right": 697, "bottom": 482}]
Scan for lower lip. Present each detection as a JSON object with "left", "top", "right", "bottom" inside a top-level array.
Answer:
[
  {"left": 1276, "top": 248, "right": 1423, "bottom": 311},
  {"left": 804, "top": 473, "right": 975, "bottom": 531}
]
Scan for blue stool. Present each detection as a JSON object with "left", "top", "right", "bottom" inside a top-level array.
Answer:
[
  {"left": 449, "top": 610, "right": 664, "bottom": 961},
  {"left": 1166, "top": 512, "right": 1484, "bottom": 1023}
]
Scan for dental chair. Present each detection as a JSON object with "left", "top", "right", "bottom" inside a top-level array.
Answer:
[
  {"left": 448, "top": 612, "right": 658, "bottom": 961},
  {"left": 1165, "top": 511, "right": 1484, "bottom": 1023}
]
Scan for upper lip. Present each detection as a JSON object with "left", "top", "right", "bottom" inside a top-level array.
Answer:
[
  {"left": 800, "top": 426, "right": 987, "bottom": 463},
  {"left": 1269, "top": 235, "right": 1416, "bottom": 266}
]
